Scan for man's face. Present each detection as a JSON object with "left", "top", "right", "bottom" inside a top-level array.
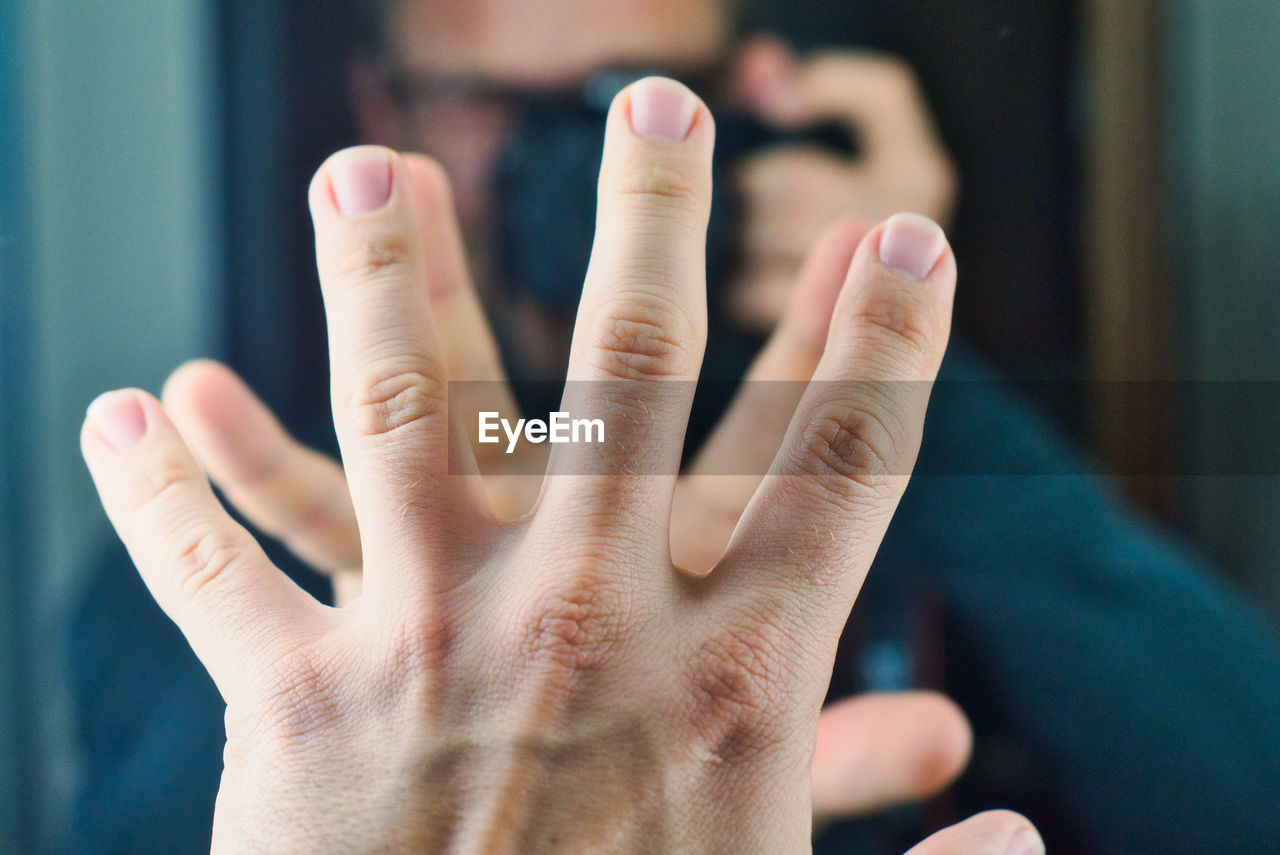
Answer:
[
  {"left": 376, "top": 0, "right": 729, "bottom": 226},
  {"left": 390, "top": 0, "right": 728, "bottom": 86}
]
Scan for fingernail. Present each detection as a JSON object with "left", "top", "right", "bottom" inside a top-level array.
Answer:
[
  {"left": 330, "top": 146, "right": 392, "bottom": 215},
  {"left": 88, "top": 391, "right": 147, "bottom": 453},
  {"left": 878, "top": 212, "right": 947, "bottom": 280},
  {"left": 1004, "top": 828, "right": 1044, "bottom": 855},
  {"left": 629, "top": 77, "right": 699, "bottom": 142}
]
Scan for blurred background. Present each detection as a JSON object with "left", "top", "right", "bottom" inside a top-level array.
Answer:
[{"left": 2, "top": 0, "right": 1279, "bottom": 851}]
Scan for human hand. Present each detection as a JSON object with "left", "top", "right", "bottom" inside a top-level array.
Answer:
[
  {"left": 161, "top": 219, "right": 973, "bottom": 826},
  {"left": 725, "top": 37, "right": 958, "bottom": 333},
  {"left": 83, "top": 77, "right": 1037, "bottom": 852}
]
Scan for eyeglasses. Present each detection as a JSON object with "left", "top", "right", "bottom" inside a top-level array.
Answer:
[{"left": 385, "top": 65, "right": 722, "bottom": 120}]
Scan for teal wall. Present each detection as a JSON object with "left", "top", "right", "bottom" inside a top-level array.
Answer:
[
  {"left": 1, "top": 2, "right": 222, "bottom": 849},
  {"left": 0, "top": 4, "right": 36, "bottom": 848},
  {"left": 1166, "top": 0, "right": 1280, "bottom": 611}
]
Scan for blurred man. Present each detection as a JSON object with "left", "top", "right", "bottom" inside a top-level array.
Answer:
[
  {"left": 346, "top": 0, "right": 955, "bottom": 372},
  {"left": 69, "top": 1, "right": 1280, "bottom": 853},
  {"left": 336, "top": 2, "right": 1280, "bottom": 849}
]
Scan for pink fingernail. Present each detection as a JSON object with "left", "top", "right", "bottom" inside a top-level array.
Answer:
[
  {"left": 1004, "top": 829, "right": 1044, "bottom": 855},
  {"left": 88, "top": 391, "right": 147, "bottom": 453},
  {"left": 878, "top": 212, "right": 947, "bottom": 280},
  {"left": 629, "top": 77, "right": 699, "bottom": 142},
  {"left": 330, "top": 146, "right": 392, "bottom": 215}
]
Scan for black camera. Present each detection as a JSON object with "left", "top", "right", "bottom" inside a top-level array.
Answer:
[
  {"left": 495, "top": 69, "right": 854, "bottom": 315},
  {"left": 493, "top": 69, "right": 853, "bottom": 444}
]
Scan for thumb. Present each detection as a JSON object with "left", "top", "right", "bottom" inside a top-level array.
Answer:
[{"left": 811, "top": 692, "right": 972, "bottom": 823}]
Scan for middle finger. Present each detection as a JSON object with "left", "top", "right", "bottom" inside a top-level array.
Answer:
[{"left": 541, "top": 78, "right": 715, "bottom": 547}]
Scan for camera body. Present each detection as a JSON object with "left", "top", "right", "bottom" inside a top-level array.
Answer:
[{"left": 495, "top": 70, "right": 853, "bottom": 314}]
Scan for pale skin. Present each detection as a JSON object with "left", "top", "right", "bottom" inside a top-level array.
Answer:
[
  {"left": 82, "top": 78, "right": 1040, "bottom": 852},
  {"left": 160, "top": 200, "right": 969, "bottom": 827}
]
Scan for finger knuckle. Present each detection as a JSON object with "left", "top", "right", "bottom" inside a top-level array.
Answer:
[
  {"left": 347, "top": 361, "right": 447, "bottom": 438},
  {"left": 796, "top": 396, "right": 905, "bottom": 490},
  {"left": 126, "top": 458, "right": 191, "bottom": 518},
  {"left": 514, "top": 571, "right": 631, "bottom": 678},
  {"left": 613, "top": 160, "right": 705, "bottom": 217},
  {"left": 682, "top": 619, "right": 789, "bottom": 762},
  {"left": 848, "top": 293, "right": 937, "bottom": 358},
  {"left": 172, "top": 526, "right": 251, "bottom": 605},
  {"left": 692, "top": 622, "right": 784, "bottom": 714},
  {"left": 333, "top": 231, "right": 416, "bottom": 284},
  {"left": 586, "top": 292, "right": 699, "bottom": 380}
]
